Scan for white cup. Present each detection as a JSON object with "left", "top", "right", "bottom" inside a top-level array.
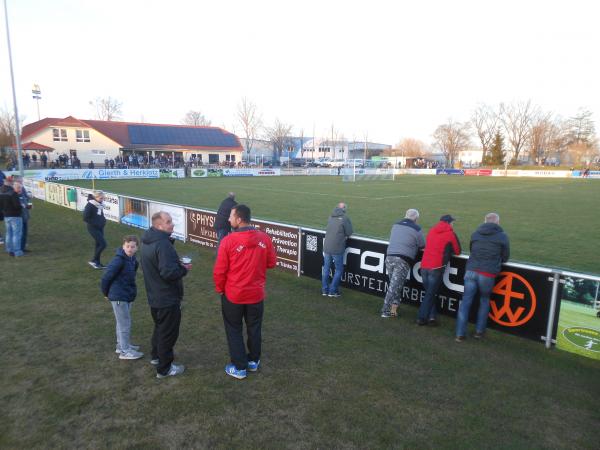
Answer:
[{"left": 180, "top": 256, "right": 192, "bottom": 264}]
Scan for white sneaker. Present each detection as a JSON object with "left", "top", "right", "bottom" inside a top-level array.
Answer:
[
  {"left": 119, "top": 349, "right": 144, "bottom": 360},
  {"left": 150, "top": 359, "right": 159, "bottom": 365},
  {"left": 156, "top": 363, "right": 185, "bottom": 378},
  {"left": 115, "top": 344, "right": 140, "bottom": 354}
]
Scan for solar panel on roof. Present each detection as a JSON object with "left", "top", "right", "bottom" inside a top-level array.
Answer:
[{"left": 128, "top": 125, "right": 238, "bottom": 147}]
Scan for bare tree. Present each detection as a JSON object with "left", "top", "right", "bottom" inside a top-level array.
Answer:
[
  {"left": 0, "top": 106, "right": 26, "bottom": 148},
  {"left": 432, "top": 119, "right": 471, "bottom": 167},
  {"left": 237, "top": 97, "right": 262, "bottom": 158},
  {"left": 265, "top": 118, "right": 293, "bottom": 161},
  {"left": 181, "top": 110, "right": 211, "bottom": 126},
  {"left": 499, "top": 101, "right": 536, "bottom": 163},
  {"left": 471, "top": 104, "right": 499, "bottom": 162},
  {"left": 90, "top": 96, "right": 123, "bottom": 121},
  {"left": 528, "top": 112, "right": 566, "bottom": 165},
  {"left": 390, "top": 138, "right": 426, "bottom": 157}
]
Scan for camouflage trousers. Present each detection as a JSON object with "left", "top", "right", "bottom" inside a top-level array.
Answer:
[{"left": 381, "top": 256, "right": 411, "bottom": 315}]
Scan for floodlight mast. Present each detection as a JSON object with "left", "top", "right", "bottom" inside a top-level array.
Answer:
[{"left": 3, "top": 0, "right": 24, "bottom": 176}]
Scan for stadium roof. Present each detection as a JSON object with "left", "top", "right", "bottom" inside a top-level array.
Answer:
[{"left": 21, "top": 117, "right": 243, "bottom": 151}]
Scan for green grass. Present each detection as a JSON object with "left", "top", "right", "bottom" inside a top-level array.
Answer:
[
  {"left": 557, "top": 301, "right": 600, "bottom": 360},
  {"left": 67, "top": 176, "right": 600, "bottom": 274},
  {"left": 1, "top": 200, "right": 599, "bottom": 448}
]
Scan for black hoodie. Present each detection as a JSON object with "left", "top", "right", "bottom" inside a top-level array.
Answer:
[{"left": 140, "top": 227, "right": 188, "bottom": 308}]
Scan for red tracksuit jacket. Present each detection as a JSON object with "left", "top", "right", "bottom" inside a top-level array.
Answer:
[
  {"left": 420, "top": 221, "right": 461, "bottom": 270},
  {"left": 213, "top": 227, "right": 277, "bottom": 304}
]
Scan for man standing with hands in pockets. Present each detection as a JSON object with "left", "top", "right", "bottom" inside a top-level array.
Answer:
[{"left": 141, "top": 211, "right": 192, "bottom": 379}]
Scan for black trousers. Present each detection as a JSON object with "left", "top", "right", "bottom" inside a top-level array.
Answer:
[
  {"left": 221, "top": 295, "right": 264, "bottom": 370},
  {"left": 87, "top": 225, "right": 106, "bottom": 264},
  {"left": 151, "top": 305, "right": 182, "bottom": 375}
]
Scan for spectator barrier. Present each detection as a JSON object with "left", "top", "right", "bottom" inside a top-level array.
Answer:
[{"left": 26, "top": 179, "right": 600, "bottom": 359}]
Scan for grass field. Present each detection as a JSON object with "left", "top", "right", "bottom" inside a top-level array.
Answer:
[
  {"left": 68, "top": 175, "right": 600, "bottom": 274},
  {"left": 557, "top": 301, "right": 600, "bottom": 360},
  {"left": 1, "top": 200, "right": 599, "bottom": 448}
]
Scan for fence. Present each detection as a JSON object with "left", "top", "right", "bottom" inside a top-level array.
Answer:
[{"left": 24, "top": 178, "right": 600, "bottom": 359}]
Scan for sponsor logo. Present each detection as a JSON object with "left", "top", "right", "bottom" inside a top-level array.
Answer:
[
  {"left": 193, "top": 169, "right": 207, "bottom": 177},
  {"left": 562, "top": 327, "right": 600, "bottom": 352},
  {"left": 489, "top": 272, "right": 536, "bottom": 327}
]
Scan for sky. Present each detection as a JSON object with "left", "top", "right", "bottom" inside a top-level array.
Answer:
[{"left": 1, "top": 0, "right": 598, "bottom": 146}]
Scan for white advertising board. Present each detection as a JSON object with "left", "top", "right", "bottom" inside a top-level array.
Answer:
[{"left": 148, "top": 202, "right": 186, "bottom": 241}]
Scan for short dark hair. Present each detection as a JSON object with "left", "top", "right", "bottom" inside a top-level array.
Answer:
[
  {"left": 123, "top": 235, "right": 139, "bottom": 245},
  {"left": 232, "top": 204, "right": 251, "bottom": 223}
]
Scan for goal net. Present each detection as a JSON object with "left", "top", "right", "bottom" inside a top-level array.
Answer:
[{"left": 342, "top": 167, "right": 395, "bottom": 182}]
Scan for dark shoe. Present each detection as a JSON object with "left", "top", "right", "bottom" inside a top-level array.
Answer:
[
  {"left": 428, "top": 319, "right": 439, "bottom": 327},
  {"left": 474, "top": 332, "right": 484, "bottom": 339},
  {"left": 416, "top": 320, "right": 427, "bottom": 326},
  {"left": 9, "top": 252, "right": 15, "bottom": 257},
  {"left": 455, "top": 336, "right": 466, "bottom": 343}
]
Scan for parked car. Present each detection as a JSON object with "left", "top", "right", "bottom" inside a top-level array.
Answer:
[{"left": 315, "top": 157, "right": 332, "bottom": 167}]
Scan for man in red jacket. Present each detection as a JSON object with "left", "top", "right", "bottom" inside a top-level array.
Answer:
[
  {"left": 417, "top": 214, "right": 461, "bottom": 325},
  {"left": 213, "top": 204, "right": 277, "bottom": 379}
]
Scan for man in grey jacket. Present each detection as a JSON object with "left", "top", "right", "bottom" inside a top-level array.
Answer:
[
  {"left": 321, "top": 202, "right": 353, "bottom": 297},
  {"left": 381, "top": 209, "right": 425, "bottom": 317}
]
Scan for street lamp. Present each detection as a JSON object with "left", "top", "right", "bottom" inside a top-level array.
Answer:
[{"left": 32, "top": 84, "right": 41, "bottom": 121}]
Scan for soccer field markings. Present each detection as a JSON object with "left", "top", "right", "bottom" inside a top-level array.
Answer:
[
  {"left": 223, "top": 184, "right": 375, "bottom": 200},
  {"left": 374, "top": 185, "right": 534, "bottom": 200}
]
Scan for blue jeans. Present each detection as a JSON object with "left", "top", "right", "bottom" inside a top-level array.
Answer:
[
  {"left": 456, "top": 270, "right": 496, "bottom": 337},
  {"left": 111, "top": 301, "right": 133, "bottom": 352},
  {"left": 417, "top": 267, "right": 444, "bottom": 321},
  {"left": 322, "top": 253, "right": 344, "bottom": 295},
  {"left": 4, "top": 216, "right": 24, "bottom": 256}
]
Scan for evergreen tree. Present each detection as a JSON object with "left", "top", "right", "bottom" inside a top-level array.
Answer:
[{"left": 484, "top": 131, "right": 505, "bottom": 165}]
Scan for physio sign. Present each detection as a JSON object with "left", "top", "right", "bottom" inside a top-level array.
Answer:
[{"left": 300, "top": 230, "right": 557, "bottom": 341}]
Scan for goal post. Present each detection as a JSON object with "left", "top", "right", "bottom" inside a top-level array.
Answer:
[{"left": 342, "top": 161, "right": 395, "bottom": 182}]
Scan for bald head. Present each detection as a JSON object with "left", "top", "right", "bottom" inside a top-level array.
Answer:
[
  {"left": 485, "top": 212, "right": 500, "bottom": 224},
  {"left": 228, "top": 192, "right": 235, "bottom": 199}
]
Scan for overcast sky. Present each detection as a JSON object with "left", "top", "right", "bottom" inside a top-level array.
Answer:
[{"left": 1, "top": 0, "right": 598, "bottom": 145}]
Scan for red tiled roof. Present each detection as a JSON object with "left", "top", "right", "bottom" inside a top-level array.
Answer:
[
  {"left": 20, "top": 117, "right": 243, "bottom": 152},
  {"left": 22, "top": 141, "right": 54, "bottom": 151}
]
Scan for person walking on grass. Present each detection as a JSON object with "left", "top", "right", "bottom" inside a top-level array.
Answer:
[
  {"left": 213, "top": 204, "right": 276, "bottom": 380},
  {"left": 141, "top": 212, "right": 191, "bottom": 379},
  {"left": 321, "top": 202, "right": 353, "bottom": 298},
  {"left": 455, "top": 213, "right": 510, "bottom": 342},
  {"left": 13, "top": 181, "right": 32, "bottom": 253},
  {"left": 101, "top": 235, "right": 144, "bottom": 360},
  {"left": 83, "top": 191, "right": 107, "bottom": 269},
  {"left": 380, "top": 208, "right": 425, "bottom": 318},
  {"left": 417, "top": 215, "right": 461, "bottom": 326}
]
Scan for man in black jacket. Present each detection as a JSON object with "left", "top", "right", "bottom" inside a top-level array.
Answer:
[
  {"left": 214, "top": 192, "right": 237, "bottom": 251},
  {"left": 141, "top": 211, "right": 192, "bottom": 378},
  {"left": 455, "top": 212, "right": 510, "bottom": 341},
  {"left": 0, "top": 176, "right": 24, "bottom": 257},
  {"left": 83, "top": 191, "right": 107, "bottom": 269}
]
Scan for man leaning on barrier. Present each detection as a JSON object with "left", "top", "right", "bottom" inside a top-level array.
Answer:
[
  {"left": 455, "top": 213, "right": 510, "bottom": 342},
  {"left": 380, "top": 209, "right": 425, "bottom": 318},
  {"left": 321, "top": 202, "right": 353, "bottom": 298}
]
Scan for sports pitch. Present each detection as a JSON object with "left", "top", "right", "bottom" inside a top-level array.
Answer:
[{"left": 69, "top": 175, "right": 600, "bottom": 274}]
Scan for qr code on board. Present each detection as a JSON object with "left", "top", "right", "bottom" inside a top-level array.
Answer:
[{"left": 306, "top": 235, "right": 318, "bottom": 252}]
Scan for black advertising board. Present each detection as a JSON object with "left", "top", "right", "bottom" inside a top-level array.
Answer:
[{"left": 301, "top": 229, "right": 558, "bottom": 341}]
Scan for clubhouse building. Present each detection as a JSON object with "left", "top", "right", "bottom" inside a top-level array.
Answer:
[{"left": 19, "top": 116, "right": 243, "bottom": 165}]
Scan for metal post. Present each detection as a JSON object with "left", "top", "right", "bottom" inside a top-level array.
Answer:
[
  {"left": 545, "top": 271, "right": 562, "bottom": 349},
  {"left": 3, "top": 0, "right": 24, "bottom": 176}
]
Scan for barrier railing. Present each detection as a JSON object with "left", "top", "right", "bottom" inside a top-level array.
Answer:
[{"left": 26, "top": 179, "right": 600, "bottom": 359}]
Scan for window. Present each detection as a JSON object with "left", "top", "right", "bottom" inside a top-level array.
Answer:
[
  {"left": 225, "top": 154, "right": 236, "bottom": 162},
  {"left": 52, "top": 128, "right": 68, "bottom": 142},
  {"left": 91, "top": 150, "right": 106, "bottom": 155},
  {"left": 76, "top": 129, "right": 90, "bottom": 142}
]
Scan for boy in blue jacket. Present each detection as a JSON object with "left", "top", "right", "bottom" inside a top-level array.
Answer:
[{"left": 101, "top": 235, "right": 144, "bottom": 360}]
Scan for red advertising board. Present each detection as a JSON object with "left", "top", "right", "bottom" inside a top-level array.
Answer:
[{"left": 464, "top": 169, "right": 492, "bottom": 176}]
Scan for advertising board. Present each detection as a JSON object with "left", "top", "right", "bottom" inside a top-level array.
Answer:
[
  {"left": 45, "top": 183, "right": 77, "bottom": 209},
  {"left": 121, "top": 198, "right": 149, "bottom": 229},
  {"left": 148, "top": 202, "right": 186, "bottom": 241},
  {"left": 301, "top": 230, "right": 557, "bottom": 341}
]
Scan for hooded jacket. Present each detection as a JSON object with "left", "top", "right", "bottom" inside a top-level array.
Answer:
[
  {"left": 420, "top": 221, "right": 462, "bottom": 270},
  {"left": 386, "top": 218, "right": 426, "bottom": 265},
  {"left": 83, "top": 200, "right": 106, "bottom": 229},
  {"left": 100, "top": 247, "right": 139, "bottom": 302},
  {"left": 323, "top": 207, "right": 353, "bottom": 254},
  {"left": 214, "top": 197, "right": 238, "bottom": 231},
  {"left": 140, "top": 227, "right": 188, "bottom": 308},
  {"left": 213, "top": 226, "right": 277, "bottom": 304},
  {"left": 466, "top": 222, "right": 510, "bottom": 275}
]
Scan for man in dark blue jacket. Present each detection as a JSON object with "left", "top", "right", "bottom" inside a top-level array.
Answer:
[
  {"left": 83, "top": 191, "right": 107, "bottom": 269},
  {"left": 455, "top": 213, "right": 510, "bottom": 341},
  {"left": 214, "top": 192, "right": 237, "bottom": 251},
  {"left": 141, "top": 211, "right": 192, "bottom": 378}
]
